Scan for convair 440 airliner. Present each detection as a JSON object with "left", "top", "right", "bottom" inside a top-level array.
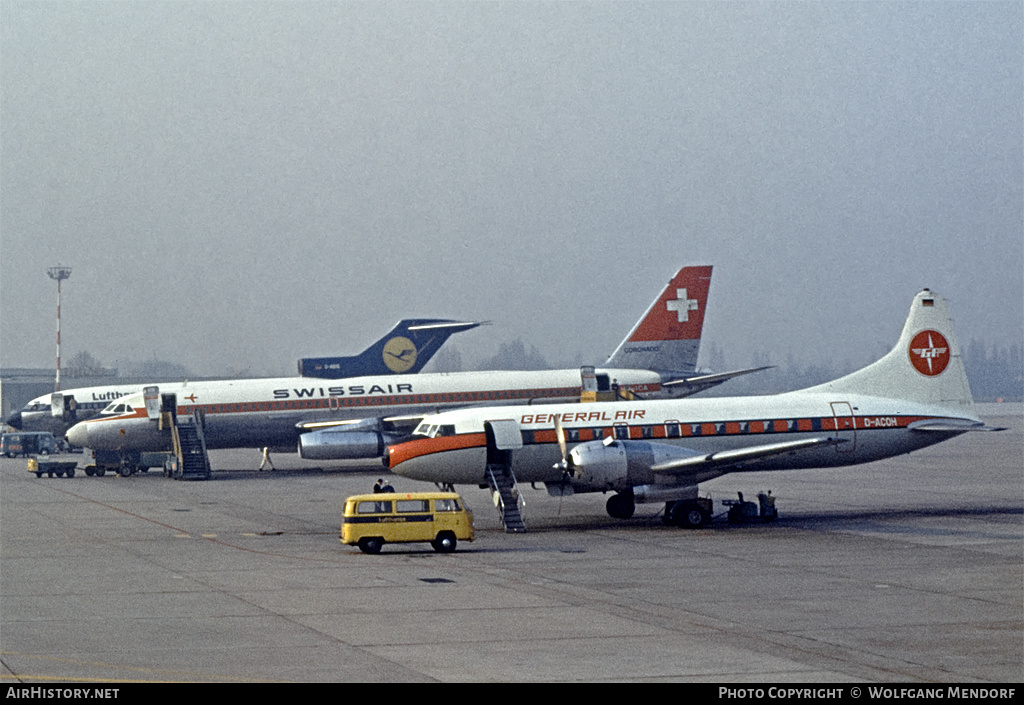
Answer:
[
  {"left": 7, "top": 318, "right": 479, "bottom": 438},
  {"left": 68, "top": 266, "right": 760, "bottom": 473},
  {"left": 385, "top": 289, "right": 1004, "bottom": 530}
]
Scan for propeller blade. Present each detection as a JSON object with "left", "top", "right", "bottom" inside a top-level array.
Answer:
[{"left": 555, "top": 416, "right": 567, "bottom": 463}]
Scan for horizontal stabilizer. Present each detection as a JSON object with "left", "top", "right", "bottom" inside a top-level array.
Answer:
[
  {"left": 661, "top": 366, "right": 772, "bottom": 395},
  {"left": 650, "top": 436, "right": 844, "bottom": 474},
  {"left": 408, "top": 321, "right": 489, "bottom": 333},
  {"left": 908, "top": 419, "right": 1007, "bottom": 433}
]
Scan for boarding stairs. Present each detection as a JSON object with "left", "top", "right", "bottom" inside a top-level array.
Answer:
[
  {"left": 169, "top": 409, "right": 211, "bottom": 481},
  {"left": 486, "top": 462, "right": 526, "bottom": 533}
]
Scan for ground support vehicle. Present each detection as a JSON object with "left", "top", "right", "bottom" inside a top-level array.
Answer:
[
  {"left": 27, "top": 456, "right": 80, "bottom": 478},
  {"left": 2, "top": 432, "right": 58, "bottom": 458},
  {"left": 87, "top": 450, "right": 173, "bottom": 477},
  {"left": 723, "top": 491, "right": 778, "bottom": 524},
  {"left": 341, "top": 491, "right": 475, "bottom": 554}
]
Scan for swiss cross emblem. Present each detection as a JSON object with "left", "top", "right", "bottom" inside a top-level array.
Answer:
[
  {"left": 666, "top": 288, "right": 699, "bottom": 322},
  {"left": 909, "top": 330, "right": 950, "bottom": 376}
]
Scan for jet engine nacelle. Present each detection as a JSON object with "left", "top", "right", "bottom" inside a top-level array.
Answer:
[
  {"left": 567, "top": 438, "right": 704, "bottom": 492},
  {"left": 298, "top": 428, "right": 393, "bottom": 460}
]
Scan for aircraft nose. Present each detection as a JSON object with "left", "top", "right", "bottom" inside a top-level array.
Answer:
[
  {"left": 5, "top": 411, "right": 23, "bottom": 430},
  {"left": 66, "top": 422, "right": 89, "bottom": 448}
]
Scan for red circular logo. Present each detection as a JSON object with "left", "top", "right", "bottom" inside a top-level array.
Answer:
[{"left": 908, "top": 330, "right": 950, "bottom": 376}]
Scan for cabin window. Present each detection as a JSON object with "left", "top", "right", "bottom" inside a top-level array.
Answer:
[
  {"left": 435, "top": 498, "right": 461, "bottom": 512},
  {"left": 357, "top": 500, "right": 392, "bottom": 514},
  {"left": 396, "top": 500, "right": 429, "bottom": 513}
]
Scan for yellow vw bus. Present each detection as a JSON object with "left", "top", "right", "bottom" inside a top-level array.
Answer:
[{"left": 341, "top": 491, "right": 475, "bottom": 554}]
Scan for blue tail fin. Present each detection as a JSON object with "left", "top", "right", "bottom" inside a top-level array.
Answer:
[{"left": 298, "top": 319, "right": 481, "bottom": 378}]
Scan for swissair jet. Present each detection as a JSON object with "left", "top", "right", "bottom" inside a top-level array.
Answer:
[
  {"left": 67, "top": 266, "right": 758, "bottom": 473},
  {"left": 385, "top": 289, "right": 1004, "bottom": 529},
  {"left": 7, "top": 318, "right": 478, "bottom": 439}
]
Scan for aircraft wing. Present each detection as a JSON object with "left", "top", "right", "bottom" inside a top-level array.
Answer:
[
  {"left": 660, "top": 366, "right": 773, "bottom": 396},
  {"left": 649, "top": 436, "right": 845, "bottom": 474},
  {"left": 296, "top": 414, "right": 424, "bottom": 433}
]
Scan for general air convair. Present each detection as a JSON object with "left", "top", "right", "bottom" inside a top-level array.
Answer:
[{"left": 384, "top": 289, "right": 1004, "bottom": 531}]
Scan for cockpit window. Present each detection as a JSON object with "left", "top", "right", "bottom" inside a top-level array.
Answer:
[
  {"left": 102, "top": 402, "right": 133, "bottom": 415},
  {"left": 412, "top": 423, "right": 457, "bottom": 438}
]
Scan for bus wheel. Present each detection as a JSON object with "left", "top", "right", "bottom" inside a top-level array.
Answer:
[
  {"left": 358, "top": 537, "right": 384, "bottom": 554},
  {"left": 432, "top": 532, "right": 457, "bottom": 553}
]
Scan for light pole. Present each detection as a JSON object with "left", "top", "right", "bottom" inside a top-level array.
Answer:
[{"left": 47, "top": 265, "right": 72, "bottom": 391}]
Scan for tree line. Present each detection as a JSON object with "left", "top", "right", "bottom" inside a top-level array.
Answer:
[{"left": 61, "top": 337, "right": 1022, "bottom": 402}]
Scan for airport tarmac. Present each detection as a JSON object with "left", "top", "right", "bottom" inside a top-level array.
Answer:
[{"left": 1, "top": 407, "right": 1020, "bottom": 683}]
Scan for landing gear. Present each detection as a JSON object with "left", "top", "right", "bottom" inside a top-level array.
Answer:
[
  {"left": 664, "top": 499, "right": 711, "bottom": 529},
  {"left": 606, "top": 491, "right": 635, "bottom": 520}
]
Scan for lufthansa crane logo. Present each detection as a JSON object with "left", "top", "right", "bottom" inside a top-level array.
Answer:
[
  {"left": 908, "top": 330, "right": 950, "bottom": 376},
  {"left": 383, "top": 336, "right": 418, "bottom": 373}
]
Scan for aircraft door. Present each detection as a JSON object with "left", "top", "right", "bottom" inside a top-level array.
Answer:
[
  {"left": 830, "top": 401, "right": 856, "bottom": 453},
  {"left": 143, "top": 386, "right": 161, "bottom": 421},
  {"left": 50, "top": 393, "right": 78, "bottom": 422},
  {"left": 484, "top": 419, "right": 523, "bottom": 466}
]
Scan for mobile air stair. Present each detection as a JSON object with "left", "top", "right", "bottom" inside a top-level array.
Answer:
[
  {"left": 169, "top": 410, "right": 211, "bottom": 481},
  {"left": 486, "top": 462, "right": 526, "bottom": 533}
]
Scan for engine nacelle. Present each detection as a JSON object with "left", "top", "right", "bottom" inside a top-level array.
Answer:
[
  {"left": 299, "top": 428, "right": 391, "bottom": 460},
  {"left": 567, "top": 440, "right": 628, "bottom": 491},
  {"left": 567, "top": 438, "right": 705, "bottom": 492}
]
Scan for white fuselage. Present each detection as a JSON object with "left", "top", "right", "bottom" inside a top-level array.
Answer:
[
  {"left": 67, "top": 368, "right": 670, "bottom": 453},
  {"left": 386, "top": 390, "right": 981, "bottom": 487}
]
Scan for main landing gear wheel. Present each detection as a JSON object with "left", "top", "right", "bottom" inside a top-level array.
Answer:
[
  {"left": 665, "top": 500, "right": 710, "bottom": 529},
  {"left": 606, "top": 492, "right": 635, "bottom": 520}
]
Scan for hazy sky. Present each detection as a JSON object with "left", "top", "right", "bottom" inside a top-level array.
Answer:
[{"left": 2, "top": 1, "right": 1021, "bottom": 378}]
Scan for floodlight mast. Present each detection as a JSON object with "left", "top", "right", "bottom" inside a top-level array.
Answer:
[{"left": 47, "top": 265, "right": 72, "bottom": 392}]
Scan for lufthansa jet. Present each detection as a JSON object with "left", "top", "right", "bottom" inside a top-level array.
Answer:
[{"left": 7, "top": 318, "right": 479, "bottom": 438}]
